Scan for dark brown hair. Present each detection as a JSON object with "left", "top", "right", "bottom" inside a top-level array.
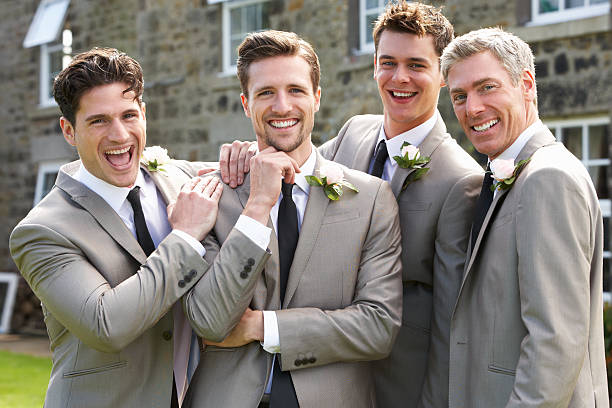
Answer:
[
  {"left": 53, "top": 47, "right": 144, "bottom": 124},
  {"left": 372, "top": 1, "right": 454, "bottom": 57},
  {"left": 236, "top": 30, "right": 320, "bottom": 98}
]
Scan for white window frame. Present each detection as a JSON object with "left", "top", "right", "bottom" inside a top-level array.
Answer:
[
  {"left": 220, "top": 0, "right": 269, "bottom": 75},
  {"left": 529, "top": 0, "right": 610, "bottom": 26},
  {"left": 0, "top": 272, "right": 19, "bottom": 334},
  {"left": 34, "top": 160, "right": 65, "bottom": 205},
  {"left": 358, "top": 0, "right": 389, "bottom": 54},
  {"left": 545, "top": 117, "right": 611, "bottom": 297}
]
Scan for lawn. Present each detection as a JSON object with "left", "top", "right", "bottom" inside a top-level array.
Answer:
[{"left": 0, "top": 350, "right": 51, "bottom": 408}]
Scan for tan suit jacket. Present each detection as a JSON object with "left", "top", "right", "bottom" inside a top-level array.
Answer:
[
  {"left": 9, "top": 160, "right": 267, "bottom": 408},
  {"left": 182, "top": 151, "right": 403, "bottom": 408},
  {"left": 319, "top": 114, "right": 483, "bottom": 407},
  {"left": 449, "top": 128, "right": 609, "bottom": 407}
]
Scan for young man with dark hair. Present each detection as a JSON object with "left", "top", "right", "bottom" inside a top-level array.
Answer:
[
  {"left": 9, "top": 47, "right": 255, "bottom": 408},
  {"left": 182, "top": 30, "right": 402, "bottom": 408}
]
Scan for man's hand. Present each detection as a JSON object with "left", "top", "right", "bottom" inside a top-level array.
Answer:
[
  {"left": 168, "top": 176, "right": 223, "bottom": 241},
  {"left": 204, "top": 308, "right": 264, "bottom": 347},
  {"left": 218, "top": 140, "right": 258, "bottom": 188},
  {"left": 243, "top": 147, "right": 300, "bottom": 225}
]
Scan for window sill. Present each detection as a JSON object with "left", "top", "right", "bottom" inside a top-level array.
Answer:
[
  {"left": 510, "top": 13, "right": 610, "bottom": 42},
  {"left": 27, "top": 104, "right": 61, "bottom": 120}
]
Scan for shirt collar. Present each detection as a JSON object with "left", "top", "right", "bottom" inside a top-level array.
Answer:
[
  {"left": 293, "top": 144, "right": 316, "bottom": 195},
  {"left": 73, "top": 164, "right": 146, "bottom": 214},
  {"left": 496, "top": 119, "right": 544, "bottom": 162},
  {"left": 379, "top": 111, "right": 438, "bottom": 161}
]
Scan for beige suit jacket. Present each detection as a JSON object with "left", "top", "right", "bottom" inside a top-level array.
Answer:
[
  {"left": 182, "top": 150, "right": 403, "bottom": 408},
  {"left": 449, "top": 128, "right": 609, "bottom": 407},
  {"left": 9, "top": 160, "right": 265, "bottom": 408},
  {"left": 319, "top": 114, "right": 483, "bottom": 407}
]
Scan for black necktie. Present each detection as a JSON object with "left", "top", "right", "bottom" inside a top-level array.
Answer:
[
  {"left": 470, "top": 164, "right": 494, "bottom": 250},
  {"left": 270, "top": 182, "right": 300, "bottom": 408},
  {"left": 370, "top": 139, "right": 389, "bottom": 178},
  {"left": 127, "top": 187, "right": 155, "bottom": 257}
]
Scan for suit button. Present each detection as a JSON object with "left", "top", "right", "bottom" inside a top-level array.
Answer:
[
  {"left": 243, "top": 265, "right": 252, "bottom": 272},
  {"left": 308, "top": 357, "right": 316, "bottom": 364},
  {"left": 178, "top": 280, "right": 186, "bottom": 288},
  {"left": 295, "top": 359, "right": 301, "bottom": 366},
  {"left": 189, "top": 269, "right": 197, "bottom": 278},
  {"left": 184, "top": 275, "right": 192, "bottom": 283},
  {"left": 247, "top": 258, "right": 255, "bottom": 266},
  {"left": 162, "top": 330, "right": 173, "bottom": 341},
  {"left": 240, "top": 272, "right": 248, "bottom": 279}
]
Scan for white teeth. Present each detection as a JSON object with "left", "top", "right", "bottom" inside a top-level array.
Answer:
[
  {"left": 473, "top": 119, "right": 499, "bottom": 132},
  {"left": 270, "top": 120, "right": 298, "bottom": 129},
  {"left": 392, "top": 91, "right": 416, "bottom": 98},
  {"left": 106, "top": 146, "right": 130, "bottom": 155}
]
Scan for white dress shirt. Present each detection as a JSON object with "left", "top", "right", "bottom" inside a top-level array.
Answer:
[
  {"left": 491, "top": 119, "right": 543, "bottom": 198},
  {"left": 368, "top": 111, "right": 438, "bottom": 182},
  {"left": 72, "top": 165, "right": 204, "bottom": 404}
]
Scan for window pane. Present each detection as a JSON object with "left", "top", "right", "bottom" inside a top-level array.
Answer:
[
  {"left": 261, "top": 2, "right": 270, "bottom": 28},
  {"left": 566, "top": 0, "right": 585, "bottom": 8},
  {"left": 230, "top": 7, "right": 242, "bottom": 36},
  {"left": 604, "top": 257, "right": 610, "bottom": 292},
  {"left": 589, "top": 124, "right": 609, "bottom": 160},
  {"left": 604, "top": 216, "right": 610, "bottom": 252},
  {"left": 540, "top": 0, "right": 560, "bottom": 12},
  {"left": 365, "top": 13, "right": 378, "bottom": 43},
  {"left": 245, "top": 5, "right": 259, "bottom": 32},
  {"left": 591, "top": 0, "right": 608, "bottom": 4},
  {"left": 366, "top": 0, "right": 379, "bottom": 9},
  {"left": 231, "top": 38, "right": 241, "bottom": 66},
  {"left": 42, "top": 171, "right": 58, "bottom": 199},
  {"left": 588, "top": 165, "right": 610, "bottom": 199},
  {"left": 561, "top": 127, "right": 582, "bottom": 159}
]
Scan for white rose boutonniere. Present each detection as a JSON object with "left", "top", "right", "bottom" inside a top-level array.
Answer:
[
  {"left": 306, "top": 163, "right": 359, "bottom": 201},
  {"left": 489, "top": 157, "right": 531, "bottom": 191},
  {"left": 392, "top": 142, "right": 431, "bottom": 190},
  {"left": 141, "top": 146, "right": 171, "bottom": 173}
]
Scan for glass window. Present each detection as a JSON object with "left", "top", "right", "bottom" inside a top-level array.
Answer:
[
  {"left": 23, "top": 0, "right": 70, "bottom": 48},
  {"left": 34, "top": 161, "right": 65, "bottom": 204},
  {"left": 39, "top": 29, "right": 72, "bottom": 106},
  {"left": 531, "top": 0, "right": 609, "bottom": 25},
  {"left": 222, "top": 0, "right": 270, "bottom": 74},
  {"left": 546, "top": 117, "right": 611, "bottom": 292},
  {"left": 359, "top": 0, "right": 392, "bottom": 53}
]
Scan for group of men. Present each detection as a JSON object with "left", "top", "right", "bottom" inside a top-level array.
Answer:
[{"left": 9, "top": 1, "right": 608, "bottom": 407}]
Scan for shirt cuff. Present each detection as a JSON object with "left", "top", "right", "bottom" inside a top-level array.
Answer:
[
  {"left": 234, "top": 214, "right": 271, "bottom": 251},
  {"left": 262, "top": 310, "right": 280, "bottom": 354},
  {"left": 171, "top": 230, "right": 206, "bottom": 257}
]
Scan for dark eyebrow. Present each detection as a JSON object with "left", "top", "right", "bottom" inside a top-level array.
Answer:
[
  {"left": 84, "top": 113, "right": 107, "bottom": 123},
  {"left": 378, "top": 54, "right": 430, "bottom": 64},
  {"left": 449, "top": 77, "right": 499, "bottom": 94}
]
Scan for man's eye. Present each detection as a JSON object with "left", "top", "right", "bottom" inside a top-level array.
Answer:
[
  {"left": 124, "top": 113, "right": 137, "bottom": 119},
  {"left": 381, "top": 61, "right": 395, "bottom": 67},
  {"left": 452, "top": 94, "right": 466, "bottom": 103},
  {"left": 289, "top": 88, "right": 304, "bottom": 94}
]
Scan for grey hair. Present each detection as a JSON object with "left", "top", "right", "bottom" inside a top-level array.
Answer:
[{"left": 441, "top": 27, "right": 535, "bottom": 87}]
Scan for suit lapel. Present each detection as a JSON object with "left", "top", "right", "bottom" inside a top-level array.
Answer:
[
  {"left": 461, "top": 126, "right": 557, "bottom": 283},
  {"left": 282, "top": 151, "right": 330, "bottom": 308},
  {"left": 56, "top": 162, "right": 147, "bottom": 264},
  {"left": 145, "top": 163, "right": 185, "bottom": 205},
  {"left": 389, "top": 115, "right": 447, "bottom": 198},
  {"left": 351, "top": 120, "right": 380, "bottom": 173}
]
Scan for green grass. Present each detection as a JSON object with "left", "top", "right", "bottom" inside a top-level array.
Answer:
[{"left": 0, "top": 350, "right": 51, "bottom": 408}]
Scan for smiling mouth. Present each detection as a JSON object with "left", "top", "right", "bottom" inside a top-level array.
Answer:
[
  {"left": 269, "top": 119, "right": 298, "bottom": 129},
  {"left": 105, "top": 145, "right": 134, "bottom": 168},
  {"left": 472, "top": 119, "right": 499, "bottom": 132},
  {"left": 390, "top": 90, "right": 417, "bottom": 99}
]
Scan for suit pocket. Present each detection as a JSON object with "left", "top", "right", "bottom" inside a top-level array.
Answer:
[
  {"left": 488, "top": 364, "right": 516, "bottom": 376},
  {"left": 398, "top": 199, "right": 431, "bottom": 212},
  {"left": 204, "top": 345, "right": 239, "bottom": 352},
  {"left": 321, "top": 211, "right": 360, "bottom": 225},
  {"left": 63, "top": 361, "right": 127, "bottom": 378}
]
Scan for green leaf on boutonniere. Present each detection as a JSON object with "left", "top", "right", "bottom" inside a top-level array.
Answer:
[
  {"left": 324, "top": 184, "right": 341, "bottom": 200},
  {"left": 339, "top": 180, "right": 359, "bottom": 193},
  {"left": 401, "top": 167, "right": 429, "bottom": 190},
  {"left": 305, "top": 175, "right": 324, "bottom": 186}
]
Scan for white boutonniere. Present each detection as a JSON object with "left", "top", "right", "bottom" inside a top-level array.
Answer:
[
  {"left": 392, "top": 142, "right": 431, "bottom": 190},
  {"left": 489, "top": 157, "right": 531, "bottom": 191},
  {"left": 305, "top": 163, "right": 359, "bottom": 201},
  {"left": 141, "top": 146, "right": 171, "bottom": 173}
]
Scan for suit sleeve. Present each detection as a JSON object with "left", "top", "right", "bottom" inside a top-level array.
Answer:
[
  {"left": 276, "top": 180, "right": 403, "bottom": 370},
  {"left": 419, "top": 171, "right": 482, "bottom": 406},
  {"left": 507, "top": 167, "right": 595, "bottom": 407},
  {"left": 9, "top": 227, "right": 209, "bottom": 353},
  {"left": 182, "top": 227, "right": 271, "bottom": 342}
]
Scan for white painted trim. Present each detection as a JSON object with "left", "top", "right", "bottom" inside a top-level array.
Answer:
[
  {"left": 23, "top": 0, "right": 70, "bottom": 48},
  {"left": 528, "top": 0, "right": 609, "bottom": 26},
  {"left": 0, "top": 273, "right": 19, "bottom": 334},
  {"left": 34, "top": 160, "right": 65, "bottom": 205},
  {"left": 358, "top": 0, "right": 388, "bottom": 54}
]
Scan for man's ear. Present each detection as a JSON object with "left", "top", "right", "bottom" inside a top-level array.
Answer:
[
  {"left": 60, "top": 117, "right": 76, "bottom": 146},
  {"left": 521, "top": 69, "right": 536, "bottom": 101},
  {"left": 373, "top": 54, "right": 378, "bottom": 79},
  {"left": 140, "top": 101, "right": 146, "bottom": 119},
  {"left": 314, "top": 87, "right": 321, "bottom": 113},
  {"left": 240, "top": 93, "right": 251, "bottom": 118}
]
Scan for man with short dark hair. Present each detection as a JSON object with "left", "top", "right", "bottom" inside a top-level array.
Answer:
[
  {"left": 182, "top": 30, "right": 402, "bottom": 408},
  {"left": 9, "top": 47, "right": 263, "bottom": 408}
]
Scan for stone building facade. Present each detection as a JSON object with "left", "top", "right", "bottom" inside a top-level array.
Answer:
[{"left": 0, "top": 0, "right": 610, "bottom": 332}]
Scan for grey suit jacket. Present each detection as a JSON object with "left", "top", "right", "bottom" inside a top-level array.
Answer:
[
  {"left": 182, "top": 150, "right": 403, "bottom": 408},
  {"left": 449, "top": 128, "right": 609, "bottom": 407},
  {"left": 319, "top": 114, "right": 483, "bottom": 407},
  {"left": 9, "top": 160, "right": 263, "bottom": 408}
]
